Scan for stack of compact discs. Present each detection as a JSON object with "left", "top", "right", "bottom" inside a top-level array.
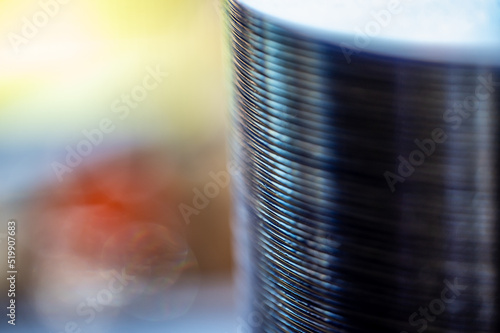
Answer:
[{"left": 226, "top": 0, "right": 500, "bottom": 332}]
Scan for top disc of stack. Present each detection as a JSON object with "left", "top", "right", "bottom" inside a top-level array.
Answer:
[{"left": 237, "top": 0, "right": 500, "bottom": 65}]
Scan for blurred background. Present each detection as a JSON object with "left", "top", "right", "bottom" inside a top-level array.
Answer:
[{"left": 0, "top": 0, "right": 237, "bottom": 332}]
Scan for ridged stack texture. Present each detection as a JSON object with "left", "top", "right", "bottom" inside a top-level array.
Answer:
[{"left": 227, "top": 0, "right": 500, "bottom": 332}]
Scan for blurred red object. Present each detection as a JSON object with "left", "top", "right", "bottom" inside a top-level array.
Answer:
[{"left": 29, "top": 147, "right": 188, "bottom": 268}]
